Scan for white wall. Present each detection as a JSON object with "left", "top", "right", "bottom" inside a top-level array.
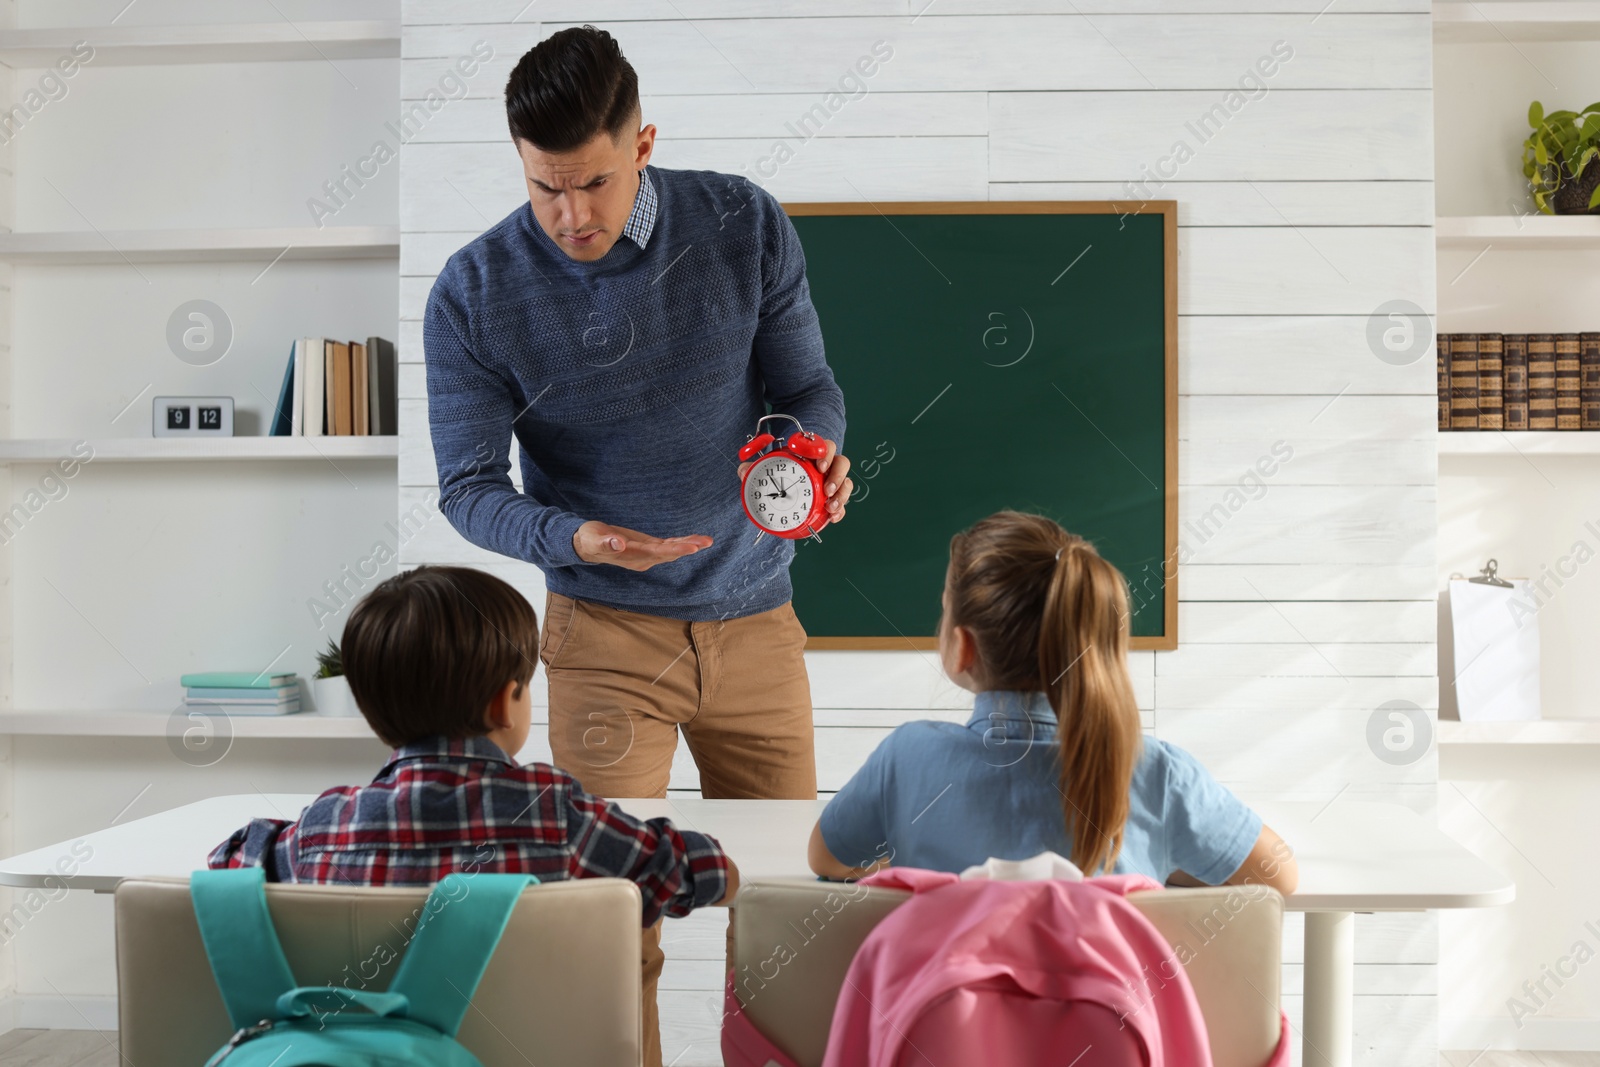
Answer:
[
  {"left": 14, "top": 0, "right": 394, "bottom": 28},
  {"left": 401, "top": 4, "right": 1438, "bottom": 1064},
  {"left": 0, "top": 0, "right": 16, "bottom": 1009},
  {"left": 1433, "top": 33, "right": 1600, "bottom": 1051}
]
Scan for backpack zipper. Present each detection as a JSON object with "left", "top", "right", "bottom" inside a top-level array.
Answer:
[{"left": 208, "top": 1019, "right": 275, "bottom": 1064}]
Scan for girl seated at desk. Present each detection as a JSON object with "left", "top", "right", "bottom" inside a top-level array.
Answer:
[{"left": 808, "top": 509, "right": 1298, "bottom": 893}]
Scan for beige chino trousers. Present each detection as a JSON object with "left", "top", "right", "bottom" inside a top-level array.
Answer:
[{"left": 540, "top": 590, "right": 817, "bottom": 1067}]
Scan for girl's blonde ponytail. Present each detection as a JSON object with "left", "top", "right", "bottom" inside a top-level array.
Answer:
[{"left": 1037, "top": 539, "right": 1141, "bottom": 874}]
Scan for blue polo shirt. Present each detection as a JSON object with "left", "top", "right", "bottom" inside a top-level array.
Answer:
[{"left": 818, "top": 689, "right": 1262, "bottom": 883}]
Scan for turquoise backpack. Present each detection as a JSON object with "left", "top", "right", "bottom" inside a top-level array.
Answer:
[{"left": 189, "top": 867, "right": 538, "bottom": 1066}]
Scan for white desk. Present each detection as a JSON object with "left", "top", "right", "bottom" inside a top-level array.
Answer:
[{"left": 0, "top": 794, "right": 1511, "bottom": 1067}]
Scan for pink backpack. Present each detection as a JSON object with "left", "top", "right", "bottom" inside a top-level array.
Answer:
[
  {"left": 725, "top": 867, "right": 1289, "bottom": 1067},
  {"left": 824, "top": 869, "right": 1211, "bottom": 1067}
]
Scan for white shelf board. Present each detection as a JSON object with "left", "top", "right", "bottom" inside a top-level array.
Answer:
[
  {"left": 0, "top": 437, "right": 399, "bottom": 463},
  {"left": 0, "top": 710, "right": 378, "bottom": 739},
  {"left": 1438, "top": 719, "right": 1600, "bottom": 745},
  {"left": 1434, "top": 2, "right": 1600, "bottom": 42},
  {"left": 1436, "top": 215, "right": 1600, "bottom": 250},
  {"left": 0, "top": 227, "right": 399, "bottom": 264},
  {"left": 1438, "top": 431, "right": 1600, "bottom": 455},
  {"left": 0, "top": 21, "right": 399, "bottom": 66}
]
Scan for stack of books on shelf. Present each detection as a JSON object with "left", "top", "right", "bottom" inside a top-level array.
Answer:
[
  {"left": 270, "top": 336, "right": 397, "bottom": 437},
  {"left": 180, "top": 671, "right": 304, "bottom": 715},
  {"left": 1439, "top": 332, "right": 1600, "bottom": 431}
]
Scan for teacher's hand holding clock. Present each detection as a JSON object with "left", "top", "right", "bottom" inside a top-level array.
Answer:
[{"left": 738, "top": 413, "right": 853, "bottom": 541}]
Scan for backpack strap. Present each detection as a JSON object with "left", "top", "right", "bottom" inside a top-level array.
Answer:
[
  {"left": 189, "top": 868, "right": 300, "bottom": 1029},
  {"left": 387, "top": 872, "right": 538, "bottom": 1037},
  {"left": 277, "top": 986, "right": 412, "bottom": 1021}
]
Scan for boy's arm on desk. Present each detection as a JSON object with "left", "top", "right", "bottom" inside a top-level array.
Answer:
[{"left": 718, "top": 858, "right": 741, "bottom": 905}]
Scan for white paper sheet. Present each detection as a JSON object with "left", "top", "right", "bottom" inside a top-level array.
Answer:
[{"left": 1446, "top": 578, "right": 1541, "bottom": 722}]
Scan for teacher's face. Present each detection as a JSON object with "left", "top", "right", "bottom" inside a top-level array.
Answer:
[{"left": 515, "top": 121, "right": 656, "bottom": 263}]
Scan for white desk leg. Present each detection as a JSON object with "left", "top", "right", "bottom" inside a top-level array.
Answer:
[{"left": 1303, "top": 911, "right": 1354, "bottom": 1067}]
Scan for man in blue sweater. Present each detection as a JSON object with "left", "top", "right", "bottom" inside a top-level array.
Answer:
[{"left": 423, "top": 26, "right": 850, "bottom": 1064}]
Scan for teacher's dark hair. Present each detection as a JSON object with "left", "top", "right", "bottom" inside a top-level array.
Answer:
[
  {"left": 341, "top": 565, "right": 539, "bottom": 748},
  {"left": 505, "top": 25, "right": 640, "bottom": 152}
]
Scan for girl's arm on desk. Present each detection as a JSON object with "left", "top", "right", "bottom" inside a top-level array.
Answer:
[
  {"left": 808, "top": 821, "right": 889, "bottom": 881},
  {"left": 1232, "top": 823, "right": 1298, "bottom": 894},
  {"left": 1170, "top": 824, "right": 1299, "bottom": 896}
]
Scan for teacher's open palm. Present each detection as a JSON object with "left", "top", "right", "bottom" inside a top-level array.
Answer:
[{"left": 573, "top": 521, "right": 713, "bottom": 571}]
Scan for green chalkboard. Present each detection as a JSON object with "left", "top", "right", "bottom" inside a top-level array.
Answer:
[{"left": 783, "top": 202, "right": 1177, "bottom": 651}]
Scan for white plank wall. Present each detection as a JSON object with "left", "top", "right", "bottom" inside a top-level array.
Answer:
[
  {"left": 398, "top": 5, "right": 1438, "bottom": 1064},
  {"left": 0, "top": 0, "right": 15, "bottom": 1005}
]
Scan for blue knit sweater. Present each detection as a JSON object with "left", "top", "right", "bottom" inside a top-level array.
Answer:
[{"left": 423, "top": 166, "right": 846, "bottom": 621}]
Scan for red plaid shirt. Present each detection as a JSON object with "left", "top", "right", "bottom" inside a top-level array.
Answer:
[{"left": 206, "top": 734, "right": 729, "bottom": 926}]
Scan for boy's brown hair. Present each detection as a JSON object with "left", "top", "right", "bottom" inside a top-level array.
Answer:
[{"left": 340, "top": 565, "right": 539, "bottom": 748}]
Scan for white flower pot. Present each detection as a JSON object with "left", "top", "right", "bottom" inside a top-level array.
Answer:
[{"left": 312, "top": 674, "right": 358, "bottom": 717}]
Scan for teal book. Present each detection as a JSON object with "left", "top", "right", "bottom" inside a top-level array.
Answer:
[
  {"left": 180, "top": 671, "right": 297, "bottom": 689},
  {"left": 184, "top": 699, "right": 304, "bottom": 716},
  {"left": 185, "top": 685, "right": 298, "bottom": 701}
]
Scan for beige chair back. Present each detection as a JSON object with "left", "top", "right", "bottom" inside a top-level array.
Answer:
[
  {"left": 732, "top": 879, "right": 1283, "bottom": 1067},
  {"left": 114, "top": 875, "right": 642, "bottom": 1067}
]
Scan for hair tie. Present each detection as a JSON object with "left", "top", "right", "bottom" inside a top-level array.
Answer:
[{"left": 1054, "top": 546, "right": 1064, "bottom": 562}]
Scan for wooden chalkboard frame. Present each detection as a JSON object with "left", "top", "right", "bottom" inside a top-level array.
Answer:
[{"left": 784, "top": 200, "right": 1179, "bottom": 652}]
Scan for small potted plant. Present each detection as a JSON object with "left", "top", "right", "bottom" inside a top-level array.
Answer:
[
  {"left": 311, "top": 637, "right": 358, "bottom": 717},
  {"left": 1523, "top": 100, "right": 1600, "bottom": 215}
]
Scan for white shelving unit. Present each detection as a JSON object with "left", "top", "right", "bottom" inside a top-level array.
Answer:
[
  {"left": 1431, "top": 17, "right": 1600, "bottom": 1049},
  {"left": 0, "top": 21, "right": 399, "bottom": 66},
  {"left": 0, "top": 227, "right": 399, "bottom": 264},
  {"left": 1438, "top": 431, "right": 1600, "bottom": 455},
  {"left": 0, "top": 437, "right": 398, "bottom": 463},
  {"left": 0, "top": 710, "right": 377, "bottom": 739},
  {"left": 1436, "top": 215, "right": 1600, "bottom": 251},
  {"left": 1434, "top": 2, "right": 1600, "bottom": 43},
  {"left": 0, "top": 18, "right": 403, "bottom": 728},
  {"left": 1439, "top": 719, "right": 1600, "bottom": 745},
  {"left": 1433, "top": 14, "right": 1600, "bottom": 751}
]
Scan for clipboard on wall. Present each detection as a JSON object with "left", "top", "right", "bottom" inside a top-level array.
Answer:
[{"left": 1438, "top": 559, "right": 1541, "bottom": 722}]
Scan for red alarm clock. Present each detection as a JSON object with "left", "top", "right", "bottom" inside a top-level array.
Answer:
[{"left": 738, "top": 414, "right": 830, "bottom": 541}]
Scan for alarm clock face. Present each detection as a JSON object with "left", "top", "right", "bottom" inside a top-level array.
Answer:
[{"left": 744, "top": 452, "right": 819, "bottom": 536}]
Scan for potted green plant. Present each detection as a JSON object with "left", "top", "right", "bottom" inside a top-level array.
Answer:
[
  {"left": 311, "top": 637, "right": 357, "bottom": 717},
  {"left": 1523, "top": 100, "right": 1600, "bottom": 215}
]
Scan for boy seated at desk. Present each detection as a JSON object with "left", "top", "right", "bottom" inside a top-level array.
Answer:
[{"left": 207, "top": 564, "right": 738, "bottom": 929}]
